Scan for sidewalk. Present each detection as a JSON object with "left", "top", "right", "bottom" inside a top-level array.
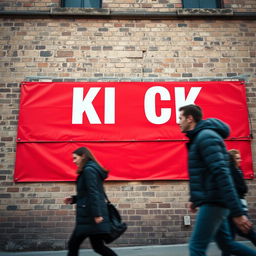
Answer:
[
  {"left": 0, "top": 242, "right": 236, "bottom": 256},
  {"left": 0, "top": 242, "right": 254, "bottom": 256}
]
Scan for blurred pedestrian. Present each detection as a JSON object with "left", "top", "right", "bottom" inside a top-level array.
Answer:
[
  {"left": 222, "top": 149, "right": 256, "bottom": 256},
  {"left": 64, "top": 147, "right": 118, "bottom": 256},
  {"left": 178, "top": 104, "right": 256, "bottom": 256}
]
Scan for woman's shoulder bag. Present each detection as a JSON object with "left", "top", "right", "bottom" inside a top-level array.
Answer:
[{"left": 103, "top": 191, "right": 127, "bottom": 244}]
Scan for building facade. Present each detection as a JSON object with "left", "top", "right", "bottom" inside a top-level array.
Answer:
[{"left": 0, "top": 0, "right": 256, "bottom": 251}]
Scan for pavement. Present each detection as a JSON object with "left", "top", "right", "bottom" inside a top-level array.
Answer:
[
  {"left": 0, "top": 242, "right": 252, "bottom": 256},
  {"left": 0, "top": 242, "right": 254, "bottom": 256}
]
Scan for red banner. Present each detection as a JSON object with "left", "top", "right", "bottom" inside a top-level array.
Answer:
[{"left": 14, "top": 81, "right": 254, "bottom": 182}]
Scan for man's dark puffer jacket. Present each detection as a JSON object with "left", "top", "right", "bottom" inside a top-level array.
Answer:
[{"left": 186, "top": 118, "right": 243, "bottom": 217}]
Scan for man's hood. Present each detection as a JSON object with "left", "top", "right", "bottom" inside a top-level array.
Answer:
[{"left": 186, "top": 118, "right": 230, "bottom": 139}]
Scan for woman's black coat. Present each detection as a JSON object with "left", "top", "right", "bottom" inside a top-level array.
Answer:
[
  {"left": 229, "top": 160, "right": 248, "bottom": 199},
  {"left": 72, "top": 160, "right": 111, "bottom": 235}
]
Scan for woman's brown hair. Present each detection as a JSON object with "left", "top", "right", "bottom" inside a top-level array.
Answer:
[
  {"left": 73, "top": 147, "right": 108, "bottom": 174},
  {"left": 228, "top": 149, "right": 240, "bottom": 167}
]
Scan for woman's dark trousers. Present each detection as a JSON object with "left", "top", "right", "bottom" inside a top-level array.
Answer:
[{"left": 67, "top": 229, "right": 118, "bottom": 256}]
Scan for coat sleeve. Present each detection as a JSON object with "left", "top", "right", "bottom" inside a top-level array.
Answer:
[
  {"left": 231, "top": 166, "right": 248, "bottom": 198},
  {"left": 71, "top": 195, "right": 77, "bottom": 204},
  {"left": 83, "top": 167, "right": 103, "bottom": 217},
  {"left": 198, "top": 130, "right": 244, "bottom": 217}
]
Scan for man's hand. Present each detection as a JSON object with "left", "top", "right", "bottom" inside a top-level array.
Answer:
[
  {"left": 94, "top": 216, "right": 104, "bottom": 224},
  {"left": 188, "top": 202, "right": 198, "bottom": 213},
  {"left": 232, "top": 215, "right": 252, "bottom": 234},
  {"left": 64, "top": 197, "right": 73, "bottom": 204}
]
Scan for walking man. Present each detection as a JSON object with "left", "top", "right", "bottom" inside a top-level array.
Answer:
[{"left": 178, "top": 104, "right": 256, "bottom": 256}]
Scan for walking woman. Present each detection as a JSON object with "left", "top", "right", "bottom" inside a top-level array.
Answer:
[
  {"left": 222, "top": 149, "right": 256, "bottom": 256},
  {"left": 64, "top": 147, "right": 118, "bottom": 256}
]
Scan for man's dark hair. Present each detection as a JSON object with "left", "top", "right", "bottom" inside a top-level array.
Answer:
[{"left": 179, "top": 104, "right": 203, "bottom": 123}]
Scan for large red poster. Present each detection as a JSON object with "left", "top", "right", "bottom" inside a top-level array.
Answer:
[{"left": 14, "top": 81, "right": 254, "bottom": 182}]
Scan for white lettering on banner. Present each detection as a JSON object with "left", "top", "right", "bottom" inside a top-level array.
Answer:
[
  {"left": 144, "top": 86, "right": 171, "bottom": 124},
  {"left": 104, "top": 88, "right": 115, "bottom": 124},
  {"left": 144, "top": 86, "right": 202, "bottom": 124},
  {"left": 175, "top": 87, "right": 202, "bottom": 123},
  {"left": 72, "top": 87, "right": 115, "bottom": 124},
  {"left": 72, "top": 86, "right": 201, "bottom": 125}
]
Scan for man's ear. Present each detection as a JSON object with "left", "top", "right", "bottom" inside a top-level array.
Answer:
[{"left": 187, "top": 115, "right": 194, "bottom": 123}]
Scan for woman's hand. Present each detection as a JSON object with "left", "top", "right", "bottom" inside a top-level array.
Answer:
[
  {"left": 233, "top": 215, "right": 253, "bottom": 234},
  {"left": 64, "top": 197, "right": 73, "bottom": 204},
  {"left": 94, "top": 216, "right": 104, "bottom": 224}
]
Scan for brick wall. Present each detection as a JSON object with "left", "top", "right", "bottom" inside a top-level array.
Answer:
[
  {"left": 0, "top": 0, "right": 256, "bottom": 252},
  {"left": 1, "top": 0, "right": 256, "bottom": 11}
]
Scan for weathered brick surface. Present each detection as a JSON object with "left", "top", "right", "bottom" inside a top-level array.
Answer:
[
  {"left": 0, "top": 0, "right": 256, "bottom": 252},
  {"left": 0, "top": 0, "right": 256, "bottom": 12}
]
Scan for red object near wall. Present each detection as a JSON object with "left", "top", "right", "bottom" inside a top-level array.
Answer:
[{"left": 14, "top": 81, "right": 254, "bottom": 182}]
